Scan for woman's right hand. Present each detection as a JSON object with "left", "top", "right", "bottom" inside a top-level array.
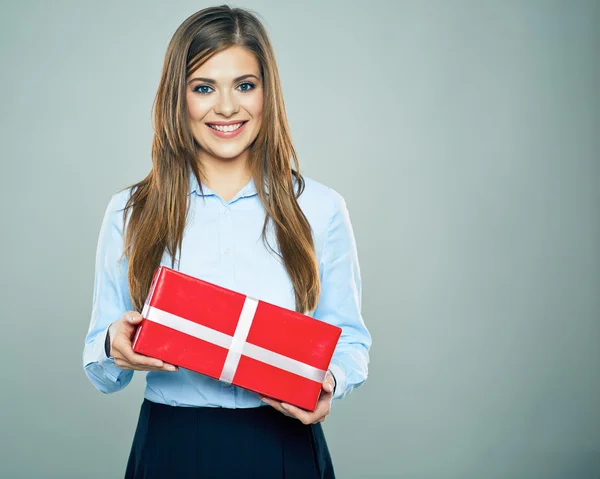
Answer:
[{"left": 108, "top": 311, "right": 179, "bottom": 372}]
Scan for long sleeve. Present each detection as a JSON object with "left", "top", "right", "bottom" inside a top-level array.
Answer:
[
  {"left": 314, "top": 189, "right": 372, "bottom": 403},
  {"left": 82, "top": 190, "right": 135, "bottom": 394}
]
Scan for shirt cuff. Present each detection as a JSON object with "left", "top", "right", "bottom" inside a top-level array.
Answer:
[
  {"left": 104, "top": 326, "right": 112, "bottom": 358},
  {"left": 328, "top": 362, "right": 347, "bottom": 400},
  {"left": 85, "top": 324, "right": 124, "bottom": 382}
]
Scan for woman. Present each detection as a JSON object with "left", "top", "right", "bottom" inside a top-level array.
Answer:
[{"left": 83, "top": 5, "right": 371, "bottom": 478}]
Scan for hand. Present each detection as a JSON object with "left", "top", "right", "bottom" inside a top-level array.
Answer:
[
  {"left": 259, "top": 370, "right": 335, "bottom": 425},
  {"left": 108, "top": 311, "right": 179, "bottom": 372}
]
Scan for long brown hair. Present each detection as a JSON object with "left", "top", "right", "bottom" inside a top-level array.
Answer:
[{"left": 118, "top": 5, "right": 320, "bottom": 314}]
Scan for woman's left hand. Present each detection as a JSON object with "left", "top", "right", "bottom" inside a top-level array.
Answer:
[{"left": 259, "top": 370, "right": 336, "bottom": 425}]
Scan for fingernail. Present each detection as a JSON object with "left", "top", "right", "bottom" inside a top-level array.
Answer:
[
  {"left": 154, "top": 361, "right": 162, "bottom": 367},
  {"left": 167, "top": 365, "right": 177, "bottom": 371},
  {"left": 281, "top": 403, "right": 289, "bottom": 410}
]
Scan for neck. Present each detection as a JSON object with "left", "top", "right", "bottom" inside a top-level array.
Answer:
[{"left": 195, "top": 149, "right": 253, "bottom": 201}]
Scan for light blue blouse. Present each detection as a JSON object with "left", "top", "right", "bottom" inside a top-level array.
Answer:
[{"left": 82, "top": 170, "right": 371, "bottom": 408}]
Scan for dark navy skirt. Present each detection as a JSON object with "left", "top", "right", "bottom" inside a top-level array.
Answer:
[{"left": 125, "top": 399, "right": 335, "bottom": 478}]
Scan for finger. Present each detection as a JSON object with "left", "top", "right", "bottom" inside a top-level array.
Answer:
[
  {"left": 116, "top": 338, "right": 167, "bottom": 369},
  {"left": 113, "top": 343, "right": 178, "bottom": 371},
  {"left": 260, "top": 396, "right": 282, "bottom": 411},
  {"left": 259, "top": 396, "right": 327, "bottom": 425},
  {"left": 146, "top": 362, "right": 179, "bottom": 372},
  {"left": 311, "top": 415, "right": 327, "bottom": 425},
  {"left": 260, "top": 397, "right": 295, "bottom": 418},
  {"left": 311, "top": 411, "right": 329, "bottom": 424},
  {"left": 114, "top": 357, "right": 178, "bottom": 372},
  {"left": 123, "top": 311, "right": 144, "bottom": 325},
  {"left": 322, "top": 383, "right": 334, "bottom": 395},
  {"left": 278, "top": 402, "right": 316, "bottom": 425},
  {"left": 319, "top": 389, "right": 333, "bottom": 401},
  {"left": 287, "top": 396, "right": 332, "bottom": 425},
  {"left": 322, "top": 374, "right": 335, "bottom": 394},
  {"left": 265, "top": 401, "right": 294, "bottom": 418},
  {"left": 313, "top": 405, "right": 330, "bottom": 424},
  {"left": 112, "top": 332, "right": 178, "bottom": 371},
  {"left": 114, "top": 358, "right": 133, "bottom": 369},
  {"left": 162, "top": 363, "right": 179, "bottom": 371}
]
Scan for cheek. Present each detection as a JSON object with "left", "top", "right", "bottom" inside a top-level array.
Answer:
[
  {"left": 187, "top": 94, "right": 210, "bottom": 121},
  {"left": 244, "top": 92, "right": 263, "bottom": 118}
]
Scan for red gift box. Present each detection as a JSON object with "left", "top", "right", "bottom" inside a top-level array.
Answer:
[{"left": 132, "top": 266, "right": 342, "bottom": 411}]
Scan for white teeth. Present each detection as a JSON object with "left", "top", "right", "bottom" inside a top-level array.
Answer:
[{"left": 209, "top": 122, "right": 244, "bottom": 132}]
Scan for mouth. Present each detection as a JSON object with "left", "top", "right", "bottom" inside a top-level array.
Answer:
[
  {"left": 205, "top": 120, "right": 248, "bottom": 139},
  {"left": 206, "top": 121, "right": 248, "bottom": 132}
]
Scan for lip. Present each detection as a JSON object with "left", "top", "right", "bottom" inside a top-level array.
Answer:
[
  {"left": 206, "top": 120, "right": 248, "bottom": 126},
  {"left": 206, "top": 120, "right": 248, "bottom": 139}
]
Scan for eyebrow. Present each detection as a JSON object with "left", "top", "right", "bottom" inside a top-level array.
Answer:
[{"left": 187, "top": 74, "right": 261, "bottom": 85}]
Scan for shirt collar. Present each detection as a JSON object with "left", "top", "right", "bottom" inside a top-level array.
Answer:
[{"left": 188, "top": 167, "right": 269, "bottom": 199}]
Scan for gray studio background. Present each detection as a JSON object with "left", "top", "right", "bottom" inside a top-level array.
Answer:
[{"left": 1, "top": 1, "right": 598, "bottom": 478}]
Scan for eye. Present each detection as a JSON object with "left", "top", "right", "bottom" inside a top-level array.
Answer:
[
  {"left": 193, "top": 85, "right": 213, "bottom": 95},
  {"left": 237, "top": 82, "right": 256, "bottom": 92}
]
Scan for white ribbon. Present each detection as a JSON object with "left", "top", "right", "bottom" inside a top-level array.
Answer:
[
  {"left": 219, "top": 297, "right": 258, "bottom": 383},
  {"left": 141, "top": 298, "right": 327, "bottom": 385}
]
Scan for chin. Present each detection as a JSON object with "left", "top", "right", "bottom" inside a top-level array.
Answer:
[{"left": 207, "top": 145, "right": 249, "bottom": 160}]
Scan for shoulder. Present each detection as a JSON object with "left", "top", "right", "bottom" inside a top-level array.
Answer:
[
  {"left": 108, "top": 187, "right": 133, "bottom": 210},
  {"left": 101, "top": 186, "right": 136, "bottom": 231},
  {"left": 297, "top": 174, "right": 346, "bottom": 218},
  {"left": 295, "top": 174, "right": 350, "bottom": 249}
]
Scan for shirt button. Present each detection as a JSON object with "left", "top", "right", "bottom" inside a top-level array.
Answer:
[
  {"left": 224, "top": 208, "right": 230, "bottom": 215},
  {"left": 224, "top": 248, "right": 231, "bottom": 255}
]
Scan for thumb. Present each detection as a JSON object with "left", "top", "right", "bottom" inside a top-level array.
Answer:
[
  {"left": 124, "top": 311, "right": 144, "bottom": 325},
  {"left": 322, "top": 372, "right": 335, "bottom": 393}
]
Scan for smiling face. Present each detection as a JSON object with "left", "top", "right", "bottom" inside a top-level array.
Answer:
[{"left": 186, "top": 46, "right": 264, "bottom": 166}]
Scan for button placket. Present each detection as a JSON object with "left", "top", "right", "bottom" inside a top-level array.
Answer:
[
  {"left": 219, "top": 202, "right": 236, "bottom": 406},
  {"left": 220, "top": 204, "right": 235, "bottom": 287}
]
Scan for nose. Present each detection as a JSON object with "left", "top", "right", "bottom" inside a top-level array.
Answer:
[{"left": 213, "top": 89, "right": 239, "bottom": 117}]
